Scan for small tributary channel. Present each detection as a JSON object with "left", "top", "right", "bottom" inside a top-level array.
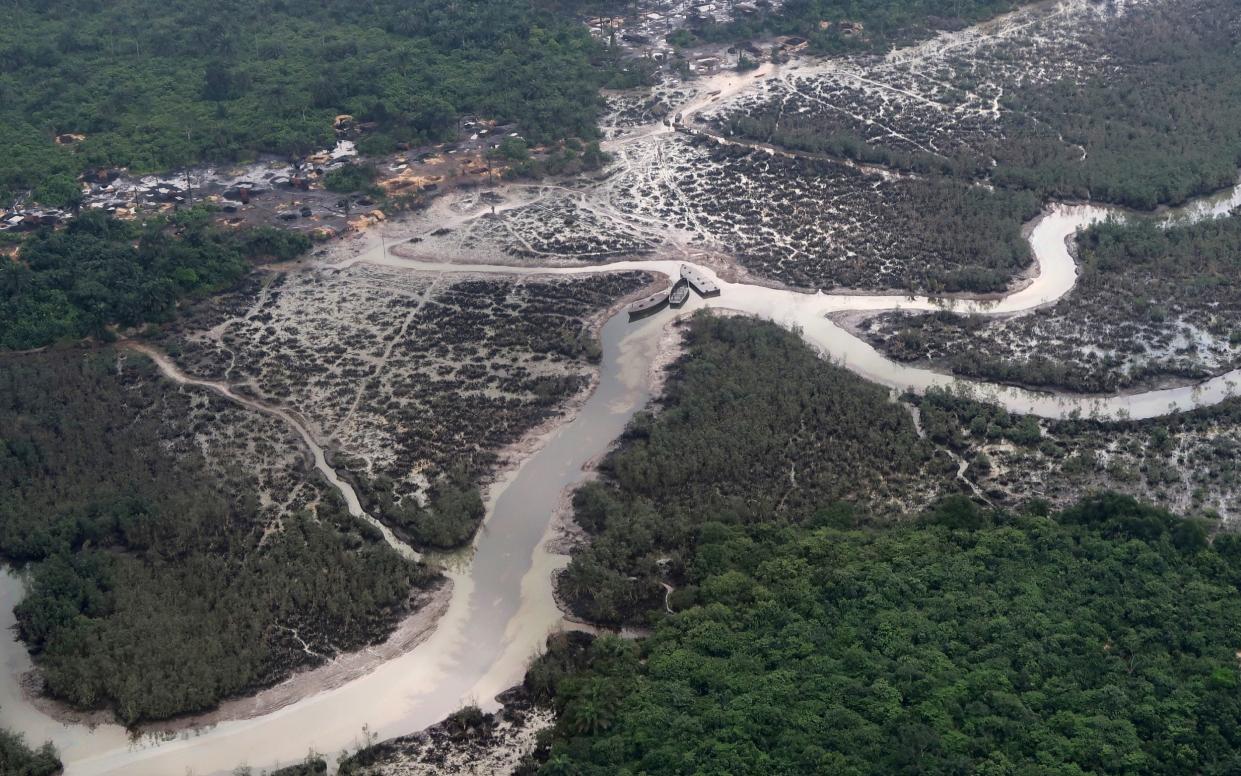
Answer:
[
  {"left": 2, "top": 92, "right": 1241, "bottom": 776},
  {"left": 349, "top": 175, "right": 1241, "bottom": 422}
]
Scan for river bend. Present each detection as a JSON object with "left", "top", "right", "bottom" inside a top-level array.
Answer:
[{"left": 2, "top": 43, "right": 1241, "bottom": 776}]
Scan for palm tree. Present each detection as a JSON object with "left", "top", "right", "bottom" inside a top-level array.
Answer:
[
  {"left": 540, "top": 755, "right": 581, "bottom": 776},
  {"left": 565, "top": 679, "right": 617, "bottom": 735}
]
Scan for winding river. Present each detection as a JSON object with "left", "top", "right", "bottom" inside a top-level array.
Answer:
[
  {"left": 0, "top": 302, "right": 680, "bottom": 775},
  {"left": 347, "top": 174, "right": 1241, "bottom": 422},
  {"left": 3, "top": 36, "right": 1241, "bottom": 776}
]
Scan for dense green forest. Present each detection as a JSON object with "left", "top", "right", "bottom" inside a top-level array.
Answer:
[
  {"left": 0, "top": 0, "right": 642, "bottom": 207},
  {"left": 989, "top": 0, "right": 1241, "bottom": 210},
  {"left": 557, "top": 314, "right": 954, "bottom": 625},
  {"left": 523, "top": 316, "right": 1241, "bottom": 774},
  {"left": 0, "top": 350, "right": 431, "bottom": 724},
  {"left": 0, "top": 208, "right": 308, "bottom": 351},
  {"left": 531, "top": 495, "right": 1241, "bottom": 775},
  {"left": 0, "top": 729, "right": 61, "bottom": 776}
]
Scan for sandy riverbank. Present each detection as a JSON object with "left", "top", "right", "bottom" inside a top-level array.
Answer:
[{"left": 540, "top": 313, "right": 695, "bottom": 638}]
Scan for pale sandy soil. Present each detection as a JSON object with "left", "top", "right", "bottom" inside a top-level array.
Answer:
[
  {"left": 479, "top": 270, "right": 667, "bottom": 505},
  {"left": 344, "top": 706, "right": 555, "bottom": 776},
  {"left": 646, "top": 314, "right": 692, "bottom": 402}
]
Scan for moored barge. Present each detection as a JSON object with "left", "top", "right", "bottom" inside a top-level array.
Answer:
[
  {"left": 628, "top": 289, "right": 670, "bottom": 319},
  {"left": 680, "top": 264, "right": 720, "bottom": 297},
  {"left": 668, "top": 279, "right": 691, "bottom": 308}
]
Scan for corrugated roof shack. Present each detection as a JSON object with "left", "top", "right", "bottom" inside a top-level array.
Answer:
[{"left": 681, "top": 264, "right": 720, "bottom": 297}]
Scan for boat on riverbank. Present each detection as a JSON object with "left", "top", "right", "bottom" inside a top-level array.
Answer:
[
  {"left": 669, "top": 279, "right": 690, "bottom": 308},
  {"left": 681, "top": 264, "right": 719, "bottom": 297},
  {"left": 629, "top": 289, "right": 670, "bottom": 318},
  {"left": 6, "top": 8, "right": 1241, "bottom": 766}
]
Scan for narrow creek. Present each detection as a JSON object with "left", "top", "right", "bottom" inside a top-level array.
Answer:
[
  {"left": 124, "top": 343, "right": 419, "bottom": 563},
  {"left": 3, "top": 27, "right": 1241, "bottom": 773},
  {"left": 342, "top": 174, "right": 1241, "bottom": 422},
  {"left": 2, "top": 174, "right": 1236, "bottom": 773}
]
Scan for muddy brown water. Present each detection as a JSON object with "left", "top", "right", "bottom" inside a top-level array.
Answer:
[
  {"left": 344, "top": 178, "right": 1241, "bottom": 422},
  {"left": 0, "top": 300, "right": 687, "bottom": 775},
  {"left": 2, "top": 178, "right": 1238, "bottom": 774},
  {"left": 3, "top": 28, "right": 1241, "bottom": 772}
]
